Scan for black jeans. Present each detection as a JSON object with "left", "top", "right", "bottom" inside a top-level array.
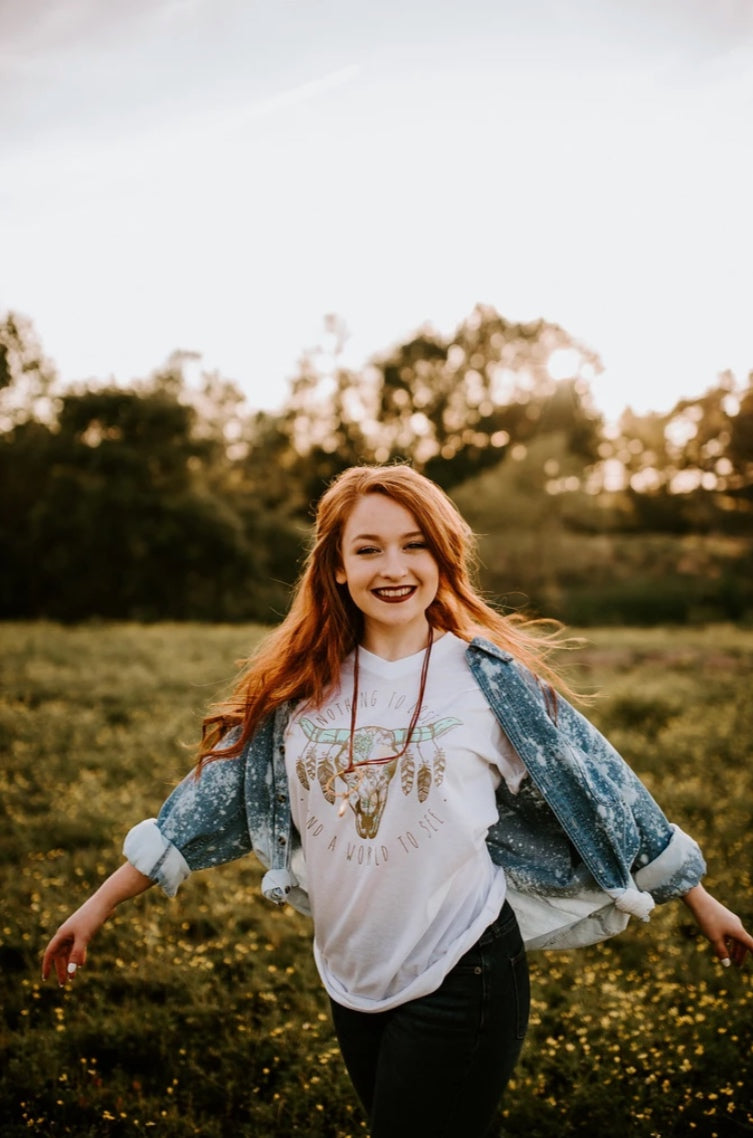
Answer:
[{"left": 329, "top": 900, "right": 529, "bottom": 1138}]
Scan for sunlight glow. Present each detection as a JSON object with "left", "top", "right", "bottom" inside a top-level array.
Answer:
[{"left": 546, "top": 349, "right": 582, "bottom": 382}]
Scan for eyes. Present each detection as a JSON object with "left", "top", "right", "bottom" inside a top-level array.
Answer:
[{"left": 354, "top": 540, "right": 428, "bottom": 557}]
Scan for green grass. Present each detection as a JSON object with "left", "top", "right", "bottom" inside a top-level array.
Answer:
[{"left": 1, "top": 622, "right": 752, "bottom": 1137}]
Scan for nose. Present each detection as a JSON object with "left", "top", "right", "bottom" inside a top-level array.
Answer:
[{"left": 381, "top": 546, "right": 408, "bottom": 578}]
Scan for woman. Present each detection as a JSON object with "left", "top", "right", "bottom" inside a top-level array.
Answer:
[{"left": 43, "top": 464, "right": 753, "bottom": 1138}]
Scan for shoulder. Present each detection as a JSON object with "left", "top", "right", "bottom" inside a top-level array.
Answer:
[
  {"left": 465, "top": 636, "right": 536, "bottom": 693},
  {"left": 466, "top": 635, "right": 514, "bottom": 664},
  {"left": 465, "top": 636, "right": 576, "bottom": 729}
]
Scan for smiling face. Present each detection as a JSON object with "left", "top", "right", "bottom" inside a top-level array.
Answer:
[{"left": 335, "top": 493, "right": 440, "bottom": 656}]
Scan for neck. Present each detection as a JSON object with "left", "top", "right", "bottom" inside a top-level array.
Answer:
[{"left": 360, "top": 620, "right": 433, "bottom": 661}]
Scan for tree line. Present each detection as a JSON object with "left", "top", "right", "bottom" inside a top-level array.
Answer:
[{"left": 1, "top": 308, "right": 752, "bottom": 624}]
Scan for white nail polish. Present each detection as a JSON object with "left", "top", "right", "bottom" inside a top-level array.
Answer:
[
  {"left": 67, "top": 962, "right": 77, "bottom": 975},
  {"left": 721, "top": 957, "right": 731, "bottom": 968}
]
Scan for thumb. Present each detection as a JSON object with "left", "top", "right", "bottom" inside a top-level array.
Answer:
[
  {"left": 712, "top": 937, "right": 732, "bottom": 968},
  {"left": 66, "top": 942, "right": 88, "bottom": 977}
]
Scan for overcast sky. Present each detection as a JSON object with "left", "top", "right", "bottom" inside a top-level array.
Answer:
[{"left": 2, "top": 0, "right": 752, "bottom": 421}]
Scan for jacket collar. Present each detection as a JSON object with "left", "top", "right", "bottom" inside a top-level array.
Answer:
[{"left": 466, "top": 635, "right": 514, "bottom": 664}]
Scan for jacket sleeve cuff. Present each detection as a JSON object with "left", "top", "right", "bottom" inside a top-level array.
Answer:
[
  {"left": 634, "top": 823, "right": 706, "bottom": 903},
  {"left": 123, "top": 818, "right": 192, "bottom": 898}
]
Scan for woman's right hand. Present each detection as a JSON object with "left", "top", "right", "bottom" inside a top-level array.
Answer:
[
  {"left": 42, "top": 862, "right": 155, "bottom": 987},
  {"left": 42, "top": 895, "right": 111, "bottom": 986}
]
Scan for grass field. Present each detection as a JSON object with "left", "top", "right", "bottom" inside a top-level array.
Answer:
[{"left": 1, "top": 621, "right": 752, "bottom": 1138}]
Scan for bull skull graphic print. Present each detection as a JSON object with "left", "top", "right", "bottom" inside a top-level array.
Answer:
[{"left": 295, "top": 716, "right": 461, "bottom": 839}]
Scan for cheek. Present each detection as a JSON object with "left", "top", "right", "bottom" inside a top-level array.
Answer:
[
  {"left": 427, "top": 565, "right": 441, "bottom": 598},
  {"left": 424, "top": 556, "right": 440, "bottom": 583},
  {"left": 335, "top": 557, "right": 360, "bottom": 587}
]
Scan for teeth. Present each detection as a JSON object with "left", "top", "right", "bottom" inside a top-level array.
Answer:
[{"left": 375, "top": 586, "right": 413, "bottom": 597}]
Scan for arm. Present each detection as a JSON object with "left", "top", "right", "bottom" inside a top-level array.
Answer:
[
  {"left": 42, "top": 862, "right": 154, "bottom": 987},
  {"left": 682, "top": 883, "right": 753, "bottom": 968}
]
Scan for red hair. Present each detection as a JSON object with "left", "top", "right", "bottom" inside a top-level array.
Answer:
[{"left": 198, "top": 464, "right": 574, "bottom": 765}]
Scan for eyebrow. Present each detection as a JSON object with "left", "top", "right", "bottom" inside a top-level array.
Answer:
[{"left": 348, "top": 529, "right": 425, "bottom": 543}]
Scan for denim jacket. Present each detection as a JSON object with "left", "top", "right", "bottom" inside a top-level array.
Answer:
[{"left": 124, "top": 637, "right": 705, "bottom": 950}]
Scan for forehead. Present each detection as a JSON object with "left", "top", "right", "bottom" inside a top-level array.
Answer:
[{"left": 341, "top": 493, "right": 421, "bottom": 538}]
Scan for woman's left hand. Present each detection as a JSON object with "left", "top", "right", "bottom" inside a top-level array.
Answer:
[{"left": 682, "top": 884, "right": 753, "bottom": 968}]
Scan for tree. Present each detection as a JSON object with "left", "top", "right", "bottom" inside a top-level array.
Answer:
[
  {"left": 0, "top": 385, "right": 269, "bottom": 620},
  {"left": 0, "top": 311, "right": 58, "bottom": 429},
  {"left": 371, "top": 305, "right": 603, "bottom": 487},
  {"left": 278, "top": 305, "right": 604, "bottom": 499},
  {"left": 726, "top": 373, "right": 753, "bottom": 502},
  {"left": 594, "top": 372, "right": 753, "bottom": 533}
]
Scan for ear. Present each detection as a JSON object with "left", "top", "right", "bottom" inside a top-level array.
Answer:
[{"left": 335, "top": 567, "right": 347, "bottom": 585}]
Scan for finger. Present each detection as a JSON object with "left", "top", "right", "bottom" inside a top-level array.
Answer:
[
  {"left": 45, "top": 936, "right": 86, "bottom": 987},
  {"left": 60, "top": 942, "right": 88, "bottom": 986},
  {"left": 719, "top": 934, "right": 749, "bottom": 969},
  {"left": 67, "top": 944, "right": 87, "bottom": 976},
  {"left": 730, "top": 938, "right": 750, "bottom": 968},
  {"left": 42, "top": 936, "right": 70, "bottom": 985},
  {"left": 712, "top": 937, "right": 733, "bottom": 967},
  {"left": 42, "top": 934, "right": 64, "bottom": 981},
  {"left": 54, "top": 956, "right": 82, "bottom": 986},
  {"left": 722, "top": 925, "right": 753, "bottom": 968},
  {"left": 54, "top": 954, "right": 70, "bottom": 987}
]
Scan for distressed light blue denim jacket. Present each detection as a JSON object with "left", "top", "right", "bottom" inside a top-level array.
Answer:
[{"left": 125, "top": 637, "right": 706, "bottom": 951}]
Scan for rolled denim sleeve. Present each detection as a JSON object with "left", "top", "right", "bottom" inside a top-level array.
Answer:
[
  {"left": 123, "top": 729, "right": 255, "bottom": 895},
  {"left": 123, "top": 818, "right": 191, "bottom": 898},
  {"left": 634, "top": 822, "right": 706, "bottom": 903}
]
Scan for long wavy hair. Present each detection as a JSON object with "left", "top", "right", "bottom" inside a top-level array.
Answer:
[{"left": 198, "top": 463, "right": 575, "bottom": 766}]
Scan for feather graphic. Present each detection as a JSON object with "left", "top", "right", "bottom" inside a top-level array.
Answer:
[
  {"left": 401, "top": 752, "right": 415, "bottom": 795},
  {"left": 318, "top": 756, "right": 337, "bottom": 804},
  {"left": 296, "top": 758, "right": 309, "bottom": 790},
  {"left": 304, "top": 746, "right": 317, "bottom": 784}
]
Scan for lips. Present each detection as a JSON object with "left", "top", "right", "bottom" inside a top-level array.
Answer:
[{"left": 372, "top": 585, "right": 416, "bottom": 603}]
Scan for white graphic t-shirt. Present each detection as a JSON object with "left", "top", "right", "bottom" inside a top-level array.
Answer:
[{"left": 284, "top": 632, "right": 527, "bottom": 1012}]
